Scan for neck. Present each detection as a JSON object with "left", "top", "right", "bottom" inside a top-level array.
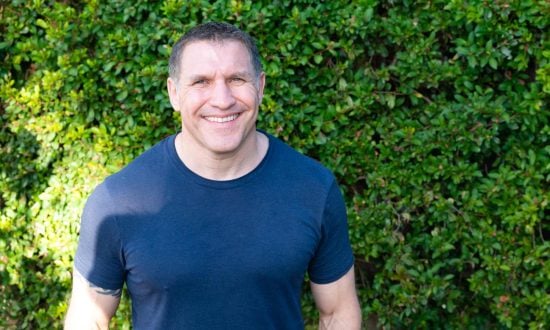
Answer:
[{"left": 175, "top": 131, "right": 268, "bottom": 181}]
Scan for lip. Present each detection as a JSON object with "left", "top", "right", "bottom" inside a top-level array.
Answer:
[{"left": 202, "top": 113, "right": 241, "bottom": 123}]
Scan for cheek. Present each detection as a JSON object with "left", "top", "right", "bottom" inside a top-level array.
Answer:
[
  {"left": 180, "top": 92, "right": 206, "bottom": 113},
  {"left": 235, "top": 86, "right": 261, "bottom": 105}
]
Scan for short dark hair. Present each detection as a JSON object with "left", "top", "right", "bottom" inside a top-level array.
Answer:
[{"left": 169, "top": 22, "right": 262, "bottom": 80}]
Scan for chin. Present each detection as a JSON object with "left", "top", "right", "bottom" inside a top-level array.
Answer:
[
  {"left": 205, "top": 139, "right": 244, "bottom": 155},
  {"left": 206, "top": 129, "right": 256, "bottom": 154}
]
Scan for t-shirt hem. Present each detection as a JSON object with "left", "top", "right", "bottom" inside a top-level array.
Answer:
[
  {"left": 74, "top": 259, "right": 124, "bottom": 291},
  {"left": 309, "top": 256, "right": 355, "bottom": 285}
]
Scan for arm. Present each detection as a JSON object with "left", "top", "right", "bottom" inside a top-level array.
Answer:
[
  {"left": 64, "top": 269, "right": 121, "bottom": 330},
  {"left": 310, "top": 266, "right": 361, "bottom": 330}
]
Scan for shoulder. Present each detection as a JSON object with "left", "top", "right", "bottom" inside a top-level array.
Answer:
[
  {"left": 88, "top": 135, "right": 176, "bottom": 212},
  {"left": 266, "top": 133, "right": 336, "bottom": 187}
]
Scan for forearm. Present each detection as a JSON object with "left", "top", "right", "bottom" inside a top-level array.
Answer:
[
  {"left": 65, "top": 314, "right": 110, "bottom": 330},
  {"left": 65, "top": 303, "right": 111, "bottom": 330}
]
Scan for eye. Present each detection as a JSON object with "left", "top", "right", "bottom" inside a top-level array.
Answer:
[
  {"left": 193, "top": 79, "right": 207, "bottom": 86},
  {"left": 229, "top": 77, "right": 246, "bottom": 85}
]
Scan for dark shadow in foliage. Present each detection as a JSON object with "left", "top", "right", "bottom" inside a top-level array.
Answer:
[{"left": 0, "top": 127, "right": 43, "bottom": 199}]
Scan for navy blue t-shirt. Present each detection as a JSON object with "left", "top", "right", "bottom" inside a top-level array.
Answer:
[{"left": 75, "top": 132, "right": 354, "bottom": 329}]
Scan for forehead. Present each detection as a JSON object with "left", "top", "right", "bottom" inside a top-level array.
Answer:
[{"left": 179, "top": 40, "right": 254, "bottom": 77}]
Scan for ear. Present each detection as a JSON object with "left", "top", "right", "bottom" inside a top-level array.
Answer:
[
  {"left": 257, "top": 72, "right": 266, "bottom": 103},
  {"left": 167, "top": 77, "right": 180, "bottom": 112}
]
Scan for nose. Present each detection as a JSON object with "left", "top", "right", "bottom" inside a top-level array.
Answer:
[{"left": 209, "top": 80, "right": 236, "bottom": 110}]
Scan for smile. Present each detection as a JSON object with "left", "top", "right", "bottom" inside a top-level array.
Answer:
[{"left": 203, "top": 113, "right": 240, "bottom": 123}]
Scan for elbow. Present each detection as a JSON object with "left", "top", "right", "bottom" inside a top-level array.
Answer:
[{"left": 318, "top": 306, "right": 362, "bottom": 330}]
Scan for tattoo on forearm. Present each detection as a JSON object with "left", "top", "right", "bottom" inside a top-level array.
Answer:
[{"left": 89, "top": 283, "right": 122, "bottom": 297}]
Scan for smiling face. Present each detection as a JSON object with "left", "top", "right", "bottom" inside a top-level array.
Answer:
[{"left": 167, "top": 40, "right": 265, "bottom": 158}]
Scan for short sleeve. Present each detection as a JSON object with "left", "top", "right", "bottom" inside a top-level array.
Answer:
[
  {"left": 308, "top": 179, "right": 354, "bottom": 284},
  {"left": 74, "top": 182, "right": 125, "bottom": 290}
]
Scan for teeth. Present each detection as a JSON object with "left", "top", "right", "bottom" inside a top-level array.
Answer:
[{"left": 204, "top": 114, "right": 239, "bottom": 123}]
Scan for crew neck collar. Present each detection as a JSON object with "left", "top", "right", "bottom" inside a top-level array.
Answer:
[{"left": 166, "top": 130, "right": 272, "bottom": 189}]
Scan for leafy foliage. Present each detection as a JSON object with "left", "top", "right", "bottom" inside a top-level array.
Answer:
[{"left": 1, "top": 0, "right": 548, "bottom": 328}]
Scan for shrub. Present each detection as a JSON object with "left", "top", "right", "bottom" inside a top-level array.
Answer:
[{"left": 1, "top": 0, "right": 548, "bottom": 328}]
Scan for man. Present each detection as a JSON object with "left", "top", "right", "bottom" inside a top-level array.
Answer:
[{"left": 65, "top": 22, "right": 361, "bottom": 329}]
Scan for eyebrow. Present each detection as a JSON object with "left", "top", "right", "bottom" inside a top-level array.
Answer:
[
  {"left": 229, "top": 71, "right": 254, "bottom": 79},
  {"left": 186, "top": 74, "right": 210, "bottom": 82},
  {"left": 186, "top": 71, "right": 254, "bottom": 82}
]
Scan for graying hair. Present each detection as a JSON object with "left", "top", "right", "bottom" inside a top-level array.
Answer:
[{"left": 169, "top": 22, "right": 262, "bottom": 81}]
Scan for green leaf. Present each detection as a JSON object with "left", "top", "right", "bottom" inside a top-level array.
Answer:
[
  {"left": 36, "top": 18, "right": 48, "bottom": 29},
  {"left": 313, "top": 54, "right": 323, "bottom": 64},
  {"left": 489, "top": 57, "right": 498, "bottom": 70}
]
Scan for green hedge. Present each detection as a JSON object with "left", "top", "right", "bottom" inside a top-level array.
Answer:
[{"left": 1, "top": 0, "right": 548, "bottom": 328}]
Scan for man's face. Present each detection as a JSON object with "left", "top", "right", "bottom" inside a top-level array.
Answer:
[{"left": 167, "top": 40, "right": 265, "bottom": 157}]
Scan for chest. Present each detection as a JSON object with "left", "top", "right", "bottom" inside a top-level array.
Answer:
[{"left": 119, "top": 188, "right": 322, "bottom": 295}]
